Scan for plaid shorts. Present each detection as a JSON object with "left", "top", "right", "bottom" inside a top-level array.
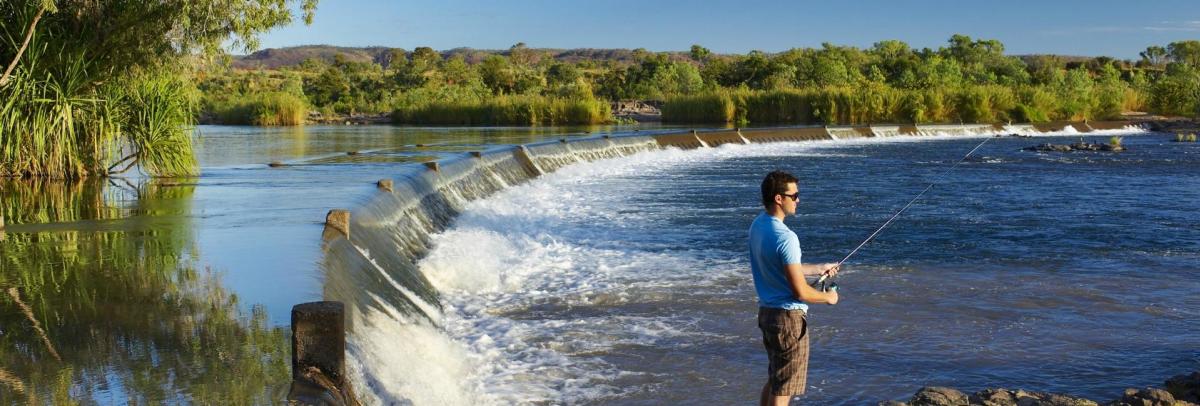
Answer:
[{"left": 758, "top": 307, "right": 810, "bottom": 396}]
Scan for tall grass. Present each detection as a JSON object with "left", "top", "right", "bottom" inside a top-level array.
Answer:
[
  {"left": 392, "top": 95, "right": 610, "bottom": 125},
  {"left": 663, "top": 85, "right": 1092, "bottom": 125},
  {"left": 0, "top": 51, "right": 117, "bottom": 178},
  {"left": 659, "top": 91, "right": 737, "bottom": 123},
  {"left": 208, "top": 92, "right": 307, "bottom": 126}
]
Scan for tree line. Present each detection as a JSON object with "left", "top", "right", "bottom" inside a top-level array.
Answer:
[{"left": 199, "top": 36, "right": 1200, "bottom": 126}]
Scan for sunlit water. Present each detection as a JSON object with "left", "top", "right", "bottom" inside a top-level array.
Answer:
[{"left": 3, "top": 123, "right": 1197, "bottom": 404}]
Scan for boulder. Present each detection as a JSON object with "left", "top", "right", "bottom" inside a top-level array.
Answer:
[
  {"left": 1107, "top": 388, "right": 1180, "bottom": 406},
  {"left": 967, "top": 389, "right": 1098, "bottom": 406},
  {"left": 1165, "top": 372, "right": 1200, "bottom": 403},
  {"left": 911, "top": 386, "right": 969, "bottom": 406},
  {"left": 971, "top": 388, "right": 1018, "bottom": 405}
]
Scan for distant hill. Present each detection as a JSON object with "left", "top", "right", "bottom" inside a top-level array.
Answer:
[
  {"left": 231, "top": 45, "right": 690, "bottom": 69},
  {"left": 233, "top": 45, "right": 395, "bottom": 69}
]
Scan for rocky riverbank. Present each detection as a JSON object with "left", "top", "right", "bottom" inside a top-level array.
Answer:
[{"left": 880, "top": 371, "right": 1200, "bottom": 406}]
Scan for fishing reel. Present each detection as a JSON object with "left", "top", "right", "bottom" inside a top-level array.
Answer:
[{"left": 810, "top": 275, "right": 839, "bottom": 292}]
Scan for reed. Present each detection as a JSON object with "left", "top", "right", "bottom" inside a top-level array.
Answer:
[
  {"left": 393, "top": 94, "right": 609, "bottom": 125},
  {"left": 209, "top": 92, "right": 307, "bottom": 126},
  {"left": 0, "top": 51, "right": 115, "bottom": 178},
  {"left": 660, "top": 91, "right": 736, "bottom": 123}
]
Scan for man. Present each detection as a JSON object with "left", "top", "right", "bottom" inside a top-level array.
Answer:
[{"left": 749, "top": 170, "right": 840, "bottom": 406}]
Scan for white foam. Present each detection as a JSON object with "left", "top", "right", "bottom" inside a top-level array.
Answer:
[{"left": 347, "top": 309, "right": 479, "bottom": 405}]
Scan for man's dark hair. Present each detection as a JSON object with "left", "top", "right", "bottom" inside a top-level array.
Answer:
[{"left": 761, "top": 170, "right": 799, "bottom": 209}]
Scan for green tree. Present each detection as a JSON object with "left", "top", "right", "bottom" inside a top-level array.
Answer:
[
  {"left": 306, "top": 67, "right": 351, "bottom": 106},
  {"left": 480, "top": 55, "right": 515, "bottom": 94},
  {"left": 1150, "top": 63, "right": 1200, "bottom": 116},
  {"left": 1168, "top": 40, "right": 1200, "bottom": 67},
  {"left": 690, "top": 44, "right": 712, "bottom": 62},
  {"left": 1139, "top": 45, "right": 1168, "bottom": 68}
]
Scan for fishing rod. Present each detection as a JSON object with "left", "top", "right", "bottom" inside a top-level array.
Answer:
[{"left": 812, "top": 136, "right": 993, "bottom": 292}]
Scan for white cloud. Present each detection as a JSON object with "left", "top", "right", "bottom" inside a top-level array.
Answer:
[{"left": 1142, "top": 20, "right": 1200, "bottom": 32}]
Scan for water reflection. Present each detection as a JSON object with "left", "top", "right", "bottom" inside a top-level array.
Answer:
[
  {"left": 192, "top": 124, "right": 676, "bottom": 167},
  {"left": 0, "top": 179, "right": 289, "bottom": 404}
]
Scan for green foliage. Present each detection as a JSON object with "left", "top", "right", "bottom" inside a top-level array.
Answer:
[
  {"left": 392, "top": 95, "right": 610, "bottom": 125},
  {"left": 665, "top": 85, "right": 1028, "bottom": 125},
  {"left": 1149, "top": 63, "right": 1200, "bottom": 117},
  {"left": 1, "top": 0, "right": 317, "bottom": 178},
  {"left": 1168, "top": 40, "right": 1200, "bottom": 67}
]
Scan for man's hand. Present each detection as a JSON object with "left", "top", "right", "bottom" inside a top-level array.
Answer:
[
  {"left": 826, "top": 289, "right": 839, "bottom": 305},
  {"left": 822, "top": 263, "right": 840, "bottom": 278}
]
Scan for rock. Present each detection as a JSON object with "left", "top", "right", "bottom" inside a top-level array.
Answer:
[
  {"left": 878, "top": 401, "right": 908, "bottom": 406},
  {"left": 1108, "top": 387, "right": 1178, "bottom": 406},
  {"left": 1165, "top": 372, "right": 1200, "bottom": 403},
  {"left": 911, "top": 386, "right": 969, "bottom": 406},
  {"left": 971, "top": 388, "right": 1019, "bottom": 405},
  {"left": 268, "top": 161, "right": 286, "bottom": 167}
]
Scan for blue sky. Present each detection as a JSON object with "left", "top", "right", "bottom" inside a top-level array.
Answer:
[{"left": 257, "top": 0, "right": 1200, "bottom": 59}]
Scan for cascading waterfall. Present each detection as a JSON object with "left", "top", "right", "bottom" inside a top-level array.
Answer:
[{"left": 316, "top": 122, "right": 1150, "bottom": 405}]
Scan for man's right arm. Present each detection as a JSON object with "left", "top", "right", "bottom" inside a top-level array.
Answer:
[{"left": 785, "top": 263, "right": 838, "bottom": 305}]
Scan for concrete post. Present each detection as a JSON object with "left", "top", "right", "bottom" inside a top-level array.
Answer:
[
  {"left": 289, "top": 301, "right": 358, "bottom": 405},
  {"left": 324, "top": 210, "right": 350, "bottom": 239}
]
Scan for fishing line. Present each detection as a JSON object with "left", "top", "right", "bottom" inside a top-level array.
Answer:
[{"left": 813, "top": 135, "right": 993, "bottom": 291}]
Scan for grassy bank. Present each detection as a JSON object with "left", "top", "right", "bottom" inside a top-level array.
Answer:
[
  {"left": 662, "top": 85, "right": 1133, "bottom": 125},
  {"left": 392, "top": 95, "right": 611, "bottom": 125}
]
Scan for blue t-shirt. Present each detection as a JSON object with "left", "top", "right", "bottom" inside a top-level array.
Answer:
[{"left": 749, "top": 212, "right": 807, "bottom": 311}]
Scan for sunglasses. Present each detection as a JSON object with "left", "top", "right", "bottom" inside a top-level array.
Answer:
[{"left": 779, "top": 192, "right": 799, "bottom": 202}]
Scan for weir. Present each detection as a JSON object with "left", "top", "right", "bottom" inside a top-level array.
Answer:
[{"left": 314, "top": 120, "right": 1150, "bottom": 403}]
